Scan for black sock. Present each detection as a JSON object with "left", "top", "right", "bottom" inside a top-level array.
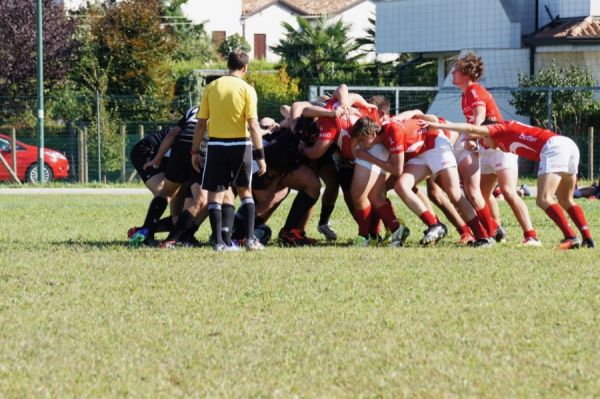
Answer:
[
  {"left": 221, "top": 203, "right": 235, "bottom": 246},
  {"left": 166, "top": 210, "right": 196, "bottom": 242},
  {"left": 181, "top": 223, "right": 200, "bottom": 242},
  {"left": 142, "top": 196, "right": 168, "bottom": 237},
  {"left": 155, "top": 217, "right": 174, "bottom": 233},
  {"left": 284, "top": 191, "right": 318, "bottom": 230},
  {"left": 239, "top": 197, "right": 256, "bottom": 240},
  {"left": 232, "top": 211, "right": 246, "bottom": 240},
  {"left": 208, "top": 203, "right": 223, "bottom": 245},
  {"left": 319, "top": 204, "right": 335, "bottom": 226}
]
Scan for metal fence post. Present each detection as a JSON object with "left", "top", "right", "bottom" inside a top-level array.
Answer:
[
  {"left": 589, "top": 127, "right": 594, "bottom": 179},
  {"left": 83, "top": 126, "right": 89, "bottom": 184},
  {"left": 546, "top": 88, "right": 553, "bottom": 130},
  {"left": 120, "top": 124, "right": 127, "bottom": 182},
  {"left": 78, "top": 127, "right": 84, "bottom": 183},
  {"left": 10, "top": 127, "right": 16, "bottom": 173},
  {"left": 96, "top": 90, "right": 102, "bottom": 182}
]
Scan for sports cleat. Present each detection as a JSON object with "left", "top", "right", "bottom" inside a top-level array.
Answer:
[
  {"left": 390, "top": 225, "right": 410, "bottom": 247},
  {"left": 212, "top": 242, "right": 225, "bottom": 252},
  {"left": 419, "top": 223, "right": 446, "bottom": 246},
  {"left": 472, "top": 237, "right": 496, "bottom": 248},
  {"left": 439, "top": 222, "right": 449, "bottom": 236},
  {"left": 159, "top": 240, "right": 177, "bottom": 249},
  {"left": 582, "top": 238, "right": 596, "bottom": 248},
  {"left": 558, "top": 237, "right": 582, "bottom": 250},
  {"left": 458, "top": 233, "right": 476, "bottom": 245},
  {"left": 127, "top": 226, "right": 140, "bottom": 239},
  {"left": 353, "top": 235, "right": 370, "bottom": 247},
  {"left": 494, "top": 226, "right": 507, "bottom": 243},
  {"left": 180, "top": 236, "right": 202, "bottom": 248},
  {"left": 318, "top": 223, "right": 338, "bottom": 241},
  {"left": 245, "top": 237, "right": 265, "bottom": 251},
  {"left": 223, "top": 241, "right": 243, "bottom": 252},
  {"left": 129, "top": 227, "right": 149, "bottom": 247},
  {"left": 254, "top": 224, "right": 272, "bottom": 245},
  {"left": 521, "top": 237, "right": 542, "bottom": 247},
  {"left": 278, "top": 228, "right": 317, "bottom": 247}
]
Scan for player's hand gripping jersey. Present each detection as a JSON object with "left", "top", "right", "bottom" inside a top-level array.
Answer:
[{"left": 317, "top": 99, "right": 380, "bottom": 160}]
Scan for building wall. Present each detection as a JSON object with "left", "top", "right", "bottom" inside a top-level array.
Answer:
[
  {"left": 536, "top": 46, "right": 600, "bottom": 84},
  {"left": 243, "top": 4, "right": 300, "bottom": 62},
  {"left": 182, "top": 0, "right": 243, "bottom": 37},
  {"left": 375, "top": 0, "right": 520, "bottom": 53}
]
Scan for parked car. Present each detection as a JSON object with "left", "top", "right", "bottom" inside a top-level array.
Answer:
[{"left": 0, "top": 133, "right": 69, "bottom": 183}]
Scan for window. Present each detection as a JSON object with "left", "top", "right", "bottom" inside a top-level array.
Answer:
[
  {"left": 254, "top": 34, "right": 266, "bottom": 60},
  {"left": 212, "top": 31, "right": 226, "bottom": 48}
]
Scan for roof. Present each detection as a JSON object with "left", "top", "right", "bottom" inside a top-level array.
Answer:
[
  {"left": 525, "top": 16, "right": 600, "bottom": 46},
  {"left": 242, "top": 0, "right": 367, "bottom": 17}
]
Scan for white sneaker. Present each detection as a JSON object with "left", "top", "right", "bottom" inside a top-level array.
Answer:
[
  {"left": 318, "top": 223, "right": 338, "bottom": 241},
  {"left": 224, "top": 241, "right": 243, "bottom": 252},
  {"left": 245, "top": 237, "right": 265, "bottom": 251},
  {"left": 521, "top": 237, "right": 542, "bottom": 247}
]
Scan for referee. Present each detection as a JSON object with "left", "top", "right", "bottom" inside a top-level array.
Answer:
[{"left": 191, "top": 50, "right": 267, "bottom": 251}]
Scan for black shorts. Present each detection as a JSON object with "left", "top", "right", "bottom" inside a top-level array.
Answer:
[
  {"left": 130, "top": 144, "right": 167, "bottom": 183},
  {"left": 183, "top": 168, "right": 204, "bottom": 198},
  {"left": 203, "top": 139, "right": 252, "bottom": 192},
  {"left": 165, "top": 142, "right": 193, "bottom": 184}
]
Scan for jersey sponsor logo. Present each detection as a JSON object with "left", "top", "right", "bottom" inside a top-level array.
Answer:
[
  {"left": 509, "top": 142, "right": 536, "bottom": 154},
  {"left": 518, "top": 133, "right": 538, "bottom": 142}
]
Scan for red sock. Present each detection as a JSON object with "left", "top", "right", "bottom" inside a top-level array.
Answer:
[
  {"left": 524, "top": 229, "right": 537, "bottom": 240},
  {"left": 475, "top": 204, "right": 498, "bottom": 236},
  {"left": 375, "top": 202, "right": 400, "bottom": 232},
  {"left": 419, "top": 210, "right": 438, "bottom": 227},
  {"left": 567, "top": 205, "right": 592, "bottom": 240},
  {"left": 544, "top": 204, "right": 576, "bottom": 239},
  {"left": 459, "top": 224, "right": 472, "bottom": 236},
  {"left": 369, "top": 211, "right": 381, "bottom": 237},
  {"left": 466, "top": 217, "right": 488, "bottom": 240},
  {"left": 354, "top": 205, "right": 372, "bottom": 237}
]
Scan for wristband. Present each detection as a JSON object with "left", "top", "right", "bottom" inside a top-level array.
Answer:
[
  {"left": 256, "top": 148, "right": 265, "bottom": 160},
  {"left": 191, "top": 149, "right": 201, "bottom": 155}
]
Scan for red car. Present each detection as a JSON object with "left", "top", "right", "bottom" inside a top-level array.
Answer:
[{"left": 0, "top": 133, "right": 69, "bottom": 183}]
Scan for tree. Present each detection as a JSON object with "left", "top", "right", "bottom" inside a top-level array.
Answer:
[
  {"left": 218, "top": 34, "right": 251, "bottom": 59},
  {"left": 163, "top": 0, "right": 216, "bottom": 64},
  {"left": 271, "top": 16, "right": 363, "bottom": 91},
  {"left": 91, "top": 0, "right": 176, "bottom": 120},
  {"left": 0, "top": 0, "right": 76, "bottom": 125},
  {"left": 510, "top": 63, "right": 598, "bottom": 135}
]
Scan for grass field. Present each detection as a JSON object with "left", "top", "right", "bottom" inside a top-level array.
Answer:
[{"left": 1, "top": 191, "right": 599, "bottom": 397}]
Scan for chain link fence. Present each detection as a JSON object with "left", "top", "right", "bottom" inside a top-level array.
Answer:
[{"left": 1, "top": 87, "right": 599, "bottom": 183}]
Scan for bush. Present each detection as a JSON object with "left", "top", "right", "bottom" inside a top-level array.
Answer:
[
  {"left": 218, "top": 34, "right": 251, "bottom": 59},
  {"left": 245, "top": 68, "right": 301, "bottom": 119}
]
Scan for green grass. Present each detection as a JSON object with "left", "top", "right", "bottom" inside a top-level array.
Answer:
[{"left": 1, "top": 193, "right": 599, "bottom": 397}]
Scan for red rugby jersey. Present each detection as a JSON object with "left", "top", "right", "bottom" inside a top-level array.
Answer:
[
  {"left": 462, "top": 83, "right": 503, "bottom": 124},
  {"left": 485, "top": 120, "right": 558, "bottom": 161}
]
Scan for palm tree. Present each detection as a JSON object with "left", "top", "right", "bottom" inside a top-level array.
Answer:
[{"left": 271, "top": 16, "right": 362, "bottom": 86}]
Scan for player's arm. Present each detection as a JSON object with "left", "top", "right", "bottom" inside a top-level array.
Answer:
[
  {"left": 143, "top": 126, "right": 180, "bottom": 170},
  {"left": 300, "top": 104, "right": 337, "bottom": 119},
  {"left": 394, "top": 109, "right": 425, "bottom": 121},
  {"left": 191, "top": 118, "right": 207, "bottom": 172},
  {"left": 472, "top": 105, "right": 487, "bottom": 126},
  {"left": 248, "top": 118, "right": 268, "bottom": 176},
  {"left": 302, "top": 138, "right": 333, "bottom": 160},
  {"left": 424, "top": 121, "right": 489, "bottom": 137}
]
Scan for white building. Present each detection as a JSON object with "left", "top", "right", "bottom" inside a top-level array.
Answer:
[
  {"left": 183, "top": 0, "right": 387, "bottom": 62},
  {"left": 375, "top": 0, "right": 600, "bottom": 121}
]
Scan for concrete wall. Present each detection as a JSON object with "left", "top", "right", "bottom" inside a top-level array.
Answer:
[
  {"left": 182, "top": 0, "right": 243, "bottom": 37},
  {"left": 243, "top": 4, "right": 299, "bottom": 62},
  {"left": 538, "top": 0, "right": 593, "bottom": 27}
]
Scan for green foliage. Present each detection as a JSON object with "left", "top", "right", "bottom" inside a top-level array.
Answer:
[
  {"left": 510, "top": 63, "right": 598, "bottom": 134},
  {"left": 272, "top": 16, "right": 363, "bottom": 92},
  {"left": 218, "top": 34, "right": 251, "bottom": 58},
  {"left": 91, "top": 0, "right": 176, "bottom": 120},
  {"left": 245, "top": 68, "right": 301, "bottom": 118}
]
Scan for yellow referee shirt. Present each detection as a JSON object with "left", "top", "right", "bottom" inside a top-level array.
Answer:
[{"left": 197, "top": 76, "right": 258, "bottom": 140}]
